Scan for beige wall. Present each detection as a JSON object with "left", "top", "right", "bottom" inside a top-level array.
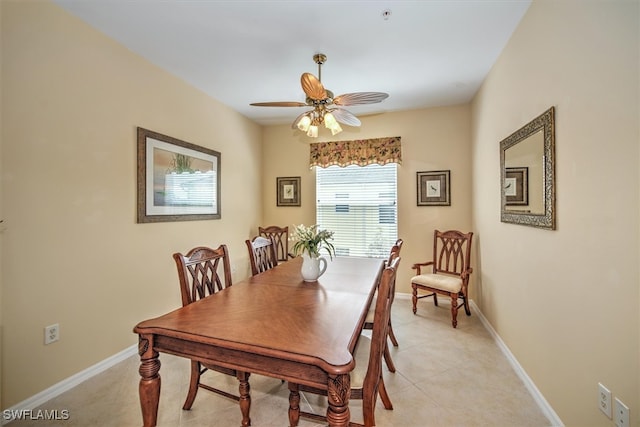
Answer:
[
  {"left": 471, "top": 0, "right": 639, "bottom": 425},
  {"left": 1, "top": 1, "right": 262, "bottom": 407},
  {"left": 262, "top": 105, "right": 473, "bottom": 296}
]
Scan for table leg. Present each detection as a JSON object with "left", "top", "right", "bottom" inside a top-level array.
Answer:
[
  {"left": 326, "top": 373, "right": 350, "bottom": 427},
  {"left": 138, "top": 335, "right": 161, "bottom": 427},
  {"left": 287, "top": 383, "right": 300, "bottom": 427},
  {"left": 237, "top": 371, "right": 251, "bottom": 427}
]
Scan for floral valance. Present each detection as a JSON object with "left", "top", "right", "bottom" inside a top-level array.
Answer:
[{"left": 309, "top": 136, "right": 402, "bottom": 168}]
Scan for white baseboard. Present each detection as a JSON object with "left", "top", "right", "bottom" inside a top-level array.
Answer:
[
  {"left": 468, "top": 300, "right": 564, "bottom": 427},
  {"left": 2, "top": 344, "right": 137, "bottom": 425}
]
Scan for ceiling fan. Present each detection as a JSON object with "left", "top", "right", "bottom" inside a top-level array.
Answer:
[{"left": 250, "top": 53, "right": 389, "bottom": 137}]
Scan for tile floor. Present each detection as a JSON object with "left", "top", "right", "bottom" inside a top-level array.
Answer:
[{"left": 7, "top": 298, "right": 552, "bottom": 427}]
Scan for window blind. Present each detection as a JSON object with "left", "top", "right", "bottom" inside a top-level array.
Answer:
[{"left": 316, "top": 163, "right": 398, "bottom": 258}]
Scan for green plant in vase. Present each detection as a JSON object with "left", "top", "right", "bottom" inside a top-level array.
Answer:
[{"left": 291, "top": 224, "right": 336, "bottom": 259}]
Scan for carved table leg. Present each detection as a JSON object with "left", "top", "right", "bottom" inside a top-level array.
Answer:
[
  {"left": 326, "top": 373, "right": 350, "bottom": 427},
  {"left": 288, "top": 382, "right": 300, "bottom": 427},
  {"left": 237, "top": 371, "right": 251, "bottom": 427},
  {"left": 138, "top": 334, "right": 161, "bottom": 427}
]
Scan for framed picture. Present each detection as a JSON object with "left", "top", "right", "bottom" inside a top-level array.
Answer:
[
  {"left": 505, "top": 167, "right": 529, "bottom": 205},
  {"left": 137, "top": 127, "right": 221, "bottom": 223},
  {"left": 417, "top": 170, "right": 451, "bottom": 206},
  {"left": 276, "top": 176, "right": 301, "bottom": 207}
]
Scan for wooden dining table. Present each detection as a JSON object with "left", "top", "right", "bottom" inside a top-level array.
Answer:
[{"left": 133, "top": 255, "right": 384, "bottom": 427}]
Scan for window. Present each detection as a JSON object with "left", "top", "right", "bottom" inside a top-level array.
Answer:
[{"left": 316, "top": 163, "right": 398, "bottom": 258}]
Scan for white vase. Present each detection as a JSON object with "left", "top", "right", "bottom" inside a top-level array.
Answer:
[{"left": 301, "top": 252, "right": 328, "bottom": 282}]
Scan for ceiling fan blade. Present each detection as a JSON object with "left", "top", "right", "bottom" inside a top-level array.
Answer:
[
  {"left": 330, "top": 108, "right": 361, "bottom": 127},
  {"left": 250, "top": 101, "right": 308, "bottom": 107},
  {"left": 333, "top": 92, "right": 389, "bottom": 106},
  {"left": 301, "top": 73, "right": 327, "bottom": 100}
]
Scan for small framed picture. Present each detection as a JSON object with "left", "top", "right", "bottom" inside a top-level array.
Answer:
[
  {"left": 505, "top": 167, "right": 529, "bottom": 205},
  {"left": 276, "top": 176, "right": 301, "bottom": 207},
  {"left": 417, "top": 170, "right": 451, "bottom": 206}
]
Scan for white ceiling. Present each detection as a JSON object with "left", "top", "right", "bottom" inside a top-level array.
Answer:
[{"left": 53, "top": 0, "right": 531, "bottom": 127}]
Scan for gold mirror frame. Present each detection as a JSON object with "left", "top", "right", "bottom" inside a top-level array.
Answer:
[{"left": 500, "top": 107, "right": 556, "bottom": 229}]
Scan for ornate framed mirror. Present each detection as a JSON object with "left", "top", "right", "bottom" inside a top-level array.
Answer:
[{"left": 500, "top": 107, "right": 556, "bottom": 229}]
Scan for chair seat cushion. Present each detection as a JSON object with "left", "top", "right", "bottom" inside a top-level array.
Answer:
[
  {"left": 351, "top": 335, "right": 371, "bottom": 389},
  {"left": 411, "top": 273, "right": 462, "bottom": 293},
  {"left": 365, "top": 298, "right": 376, "bottom": 323}
]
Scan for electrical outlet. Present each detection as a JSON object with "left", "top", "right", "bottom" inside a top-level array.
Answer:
[
  {"left": 598, "top": 383, "right": 612, "bottom": 418},
  {"left": 44, "top": 323, "right": 59, "bottom": 345},
  {"left": 614, "top": 397, "right": 629, "bottom": 427}
]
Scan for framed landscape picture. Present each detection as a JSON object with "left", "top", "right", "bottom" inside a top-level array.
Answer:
[{"left": 137, "top": 127, "right": 221, "bottom": 223}]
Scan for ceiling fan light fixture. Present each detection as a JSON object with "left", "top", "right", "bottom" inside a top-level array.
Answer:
[
  {"left": 306, "top": 125, "right": 318, "bottom": 138},
  {"left": 296, "top": 115, "right": 311, "bottom": 132},
  {"left": 323, "top": 112, "right": 337, "bottom": 127},
  {"left": 323, "top": 112, "right": 342, "bottom": 135}
]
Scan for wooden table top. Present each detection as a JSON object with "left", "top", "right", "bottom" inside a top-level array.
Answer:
[{"left": 134, "top": 256, "right": 384, "bottom": 374}]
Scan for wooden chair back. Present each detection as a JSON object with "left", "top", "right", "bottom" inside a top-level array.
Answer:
[
  {"left": 384, "top": 238, "right": 403, "bottom": 301},
  {"left": 362, "top": 256, "right": 399, "bottom": 421},
  {"left": 245, "top": 236, "right": 279, "bottom": 276},
  {"left": 289, "top": 256, "right": 400, "bottom": 427},
  {"left": 171, "top": 244, "right": 243, "bottom": 410},
  {"left": 173, "top": 245, "right": 232, "bottom": 307},
  {"left": 432, "top": 230, "right": 472, "bottom": 277},
  {"left": 386, "top": 238, "right": 403, "bottom": 266},
  {"left": 258, "top": 225, "right": 291, "bottom": 262},
  {"left": 364, "top": 239, "right": 403, "bottom": 374}
]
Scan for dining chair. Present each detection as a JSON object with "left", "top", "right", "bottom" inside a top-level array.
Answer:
[
  {"left": 245, "top": 235, "right": 279, "bottom": 276},
  {"left": 363, "top": 239, "right": 403, "bottom": 372},
  {"left": 258, "top": 225, "right": 294, "bottom": 262},
  {"left": 411, "top": 230, "right": 473, "bottom": 328},
  {"left": 173, "top": 244, "right": 249, "bottom": 410},
  {"left": 288, "top": 257, "right": 400, "bottom": 427}
]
